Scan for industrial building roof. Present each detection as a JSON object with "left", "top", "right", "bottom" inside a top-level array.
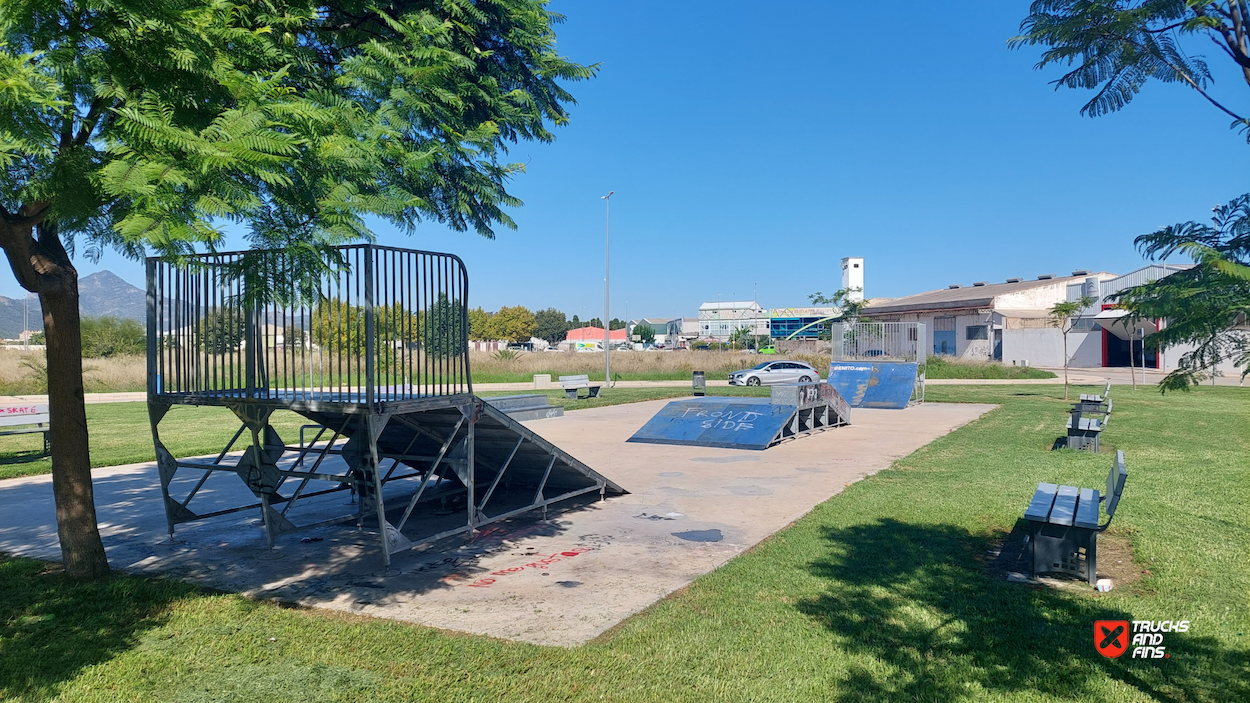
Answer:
[
  {"left": 863, "top": 274, "right": 1110, "bottom": 315},
  {"left": 698, "top": 301, "right": 762, "bottom": 311}
]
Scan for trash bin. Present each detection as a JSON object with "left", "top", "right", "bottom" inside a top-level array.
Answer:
[{"left": 692, "top": 371, "right": 706, "bottom": 396}]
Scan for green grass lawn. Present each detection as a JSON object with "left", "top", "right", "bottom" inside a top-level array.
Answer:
[
  {"left": 921, "top": 356, "right": 1056, "bottom": 379},
  {"left": 1, "top": 384, "right": 1247, "bottom": 701},
  {"left": 0, "top": 387, "right": 770, "bottom": 480}
]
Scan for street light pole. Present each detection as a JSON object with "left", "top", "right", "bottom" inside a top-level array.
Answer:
[{"left": 602, "top": 190, "right": 614, "bottom": 387}]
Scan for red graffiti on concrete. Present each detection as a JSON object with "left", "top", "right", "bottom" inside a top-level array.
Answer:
[{"left": 465, "top": 548, "right": 595, "bottom": 588}]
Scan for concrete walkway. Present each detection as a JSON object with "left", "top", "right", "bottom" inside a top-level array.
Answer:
[{"left": 0, "top": 398, "right": 993, "bottom": 646}]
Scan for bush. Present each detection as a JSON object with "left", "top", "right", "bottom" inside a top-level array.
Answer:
[
  {"left": 81, "top": 316, "right": 145, "bottom": 357},
  {"left": 921, "top": 356, "right": 1056, "bottom": 380}
]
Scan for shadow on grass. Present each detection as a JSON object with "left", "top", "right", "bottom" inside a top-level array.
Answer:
[
  {"left": 0, "top": 556, "right": 200, "bottom": 699},
  {"left": 0, "top": 448, "right": 49, "bottom": 465},
  {"left": 796, "top": 519, "right": 1246, "bottom": 703}
]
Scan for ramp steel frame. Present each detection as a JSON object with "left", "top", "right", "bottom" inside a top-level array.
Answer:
[{"left": 146, "top": 245, "right": 623, "bottom": 565}]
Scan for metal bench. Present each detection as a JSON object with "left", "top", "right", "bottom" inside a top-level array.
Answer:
[
  {"left": 1074, "top": 395, "right": 1113, "bottom": 415},
  {"left": 1079, "top": 381, "right": 1111, "bottom": 404},
  {"left": 0, "top": 403, "right": 50, "bottom": 455},
  {"left": 1065, "top": 407, "right": 1109, "bottom": 451},
  {"left": 1024, "top": 450, "right": 1127, "bottom": 585},
  {"left": 559, "top": 374, "right": 601, "bottom": 400}
]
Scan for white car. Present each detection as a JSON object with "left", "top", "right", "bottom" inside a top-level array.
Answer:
[{"left": 728, "top": 360, "right": 820, "bottom": 386}]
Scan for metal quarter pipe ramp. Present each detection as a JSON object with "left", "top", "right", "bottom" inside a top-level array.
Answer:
[
  {"left": 626, "top": 382, "right": 851, "bottom": 450},
  {"left": 146, "top": 245, "right": 624, "bottom": 566}
]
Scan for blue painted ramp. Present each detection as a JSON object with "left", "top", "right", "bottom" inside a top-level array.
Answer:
[
  {"left": 627, "top": 383, "right": 851, "bottom": 450},
  {"left": 827, "top": 362, "right": 917, "bottom": 409},
  {"left": 627, "top": 398, "right": 791, "bottom": 450}
]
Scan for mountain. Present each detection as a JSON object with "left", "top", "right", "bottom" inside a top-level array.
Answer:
[
  {"left": 78, "top": 270, "right": 146, "bottom": 322},
  {"left": 0, "top": 270, "right": 145, "bottom": 339}
]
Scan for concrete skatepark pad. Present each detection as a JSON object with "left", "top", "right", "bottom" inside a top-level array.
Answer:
[
  {"left": 827, "top": 361, "right": 919, "bottom": 409},
  {"left": 626, "top": 382, "right": 851, "bottom": 450},
  {"left": 0, "top": 398, "right": 993, "bottom": 646}
]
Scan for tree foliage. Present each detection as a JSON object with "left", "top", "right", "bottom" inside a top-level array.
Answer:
[
  {"left": 80, "top": 316, "right": 145, "bottom": 357},
  {"left": 467, "top": 307, "right": 493, "bottom": 341},
  {"left": 199, "top": 306, "right": 247, "bottom": 355},
  {"left": 1112, "top": 194, "right": 1250, "bottom": 389},
  {"left": 1012, "top": 2, "right": 1250, "bottom": 132},
  {"left": 809, "top": 288, "right": 867, "bottom": 321},
  {"left": 423, "top": 293, "right": 466, "bottom": 357},
  {"left": 637, "top": 325, "right": 655, "bottom": 344},
  {"left": 1049, "top": 295, "right": 1096, "bottom": 399},
  {"left": 532, "top": 307, "right": 568, "bottom": 344},
  {"left": 0, "top": 0, "right": 593, "bottom": 577},
  {"left": 491, "top": 305, "right": 535, "bottom": 343}
]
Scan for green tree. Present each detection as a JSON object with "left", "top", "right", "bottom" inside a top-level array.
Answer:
[
  {"left": 424, "top": 294, "right": 467, "bottom": 357},
  {"left": 80, "top": 316, "right": 145, "bottom": 357},
  {"left": 199, "top": 307, "right": 247, "bottom": 355},
  {"left": 570, "top": 314, "right": 581, "bottom": 328},
  {"left": 0, "top": 1, "right": 593, "bottom": 577},
  {"left": 729, "top": 325, "right": 756, "bottom": 350},
  {"left": 809, "top": 288, "right": 867, "bottom": 321},
  {"left": 468, "top": 307, "right": 494, "bottom": 341},
  {"left": 492, "top": 305, "right": 535, "bottom": 343},
  {"left": 587, "top": 317, "right": 603, "bottom": 329},
  {"left": 1048, "top": 296, "right": 1097, "bottom": 400},
  {"left": 637, "top": 325, "right": 656, "bottom": 345},
  {"left": 1012, "top": 2, "right": 1250, "bottom": 132},
  {"left": 533, "top": 307, "right": 568, "bottom": 344},
  {"left": 1113, "top": 196, "right": 1250, "bottom": 389},
  {"left": 609, "top": 317, "right": 626, "bottom": 330}
]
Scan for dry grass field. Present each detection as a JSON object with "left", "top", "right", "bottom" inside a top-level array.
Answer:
[
  {"left": 0, "top": 350, "right": 147, "bottom": 395},
  {"left": 0, "top": 347, "right": 1052, "bottom": 394},
  {"left": 469, "top": 349, "right": 832, "bottom": 382}
]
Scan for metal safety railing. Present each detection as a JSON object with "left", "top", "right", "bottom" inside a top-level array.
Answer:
[
  {"left": 146, "top": 244, "right": 471, "bottom": 405},
  {"left": 829, "top": 321, "right": 926, "bottom": 364}
]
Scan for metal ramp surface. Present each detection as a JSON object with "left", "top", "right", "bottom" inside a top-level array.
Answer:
[
  {"left": 626, "top": 383, "right": 851, "bottom": 450},
  {"left": 152, "top": 397, "right": 624, "bottom": 566},
  {"left": 827, "top": 362, "right": 919, "bottom": 409}
]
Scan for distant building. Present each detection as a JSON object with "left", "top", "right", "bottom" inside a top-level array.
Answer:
[
  {"left": 841, "top": 257, "right": 864, "bottom": 302},
  {"left": 768, "top": 307, "right": 838, "bottom": 340},
  {"left": 626, "top": 317, "right": 680, "bottom": 345},
  {"left": 560, "top": 326, "right": 627, "bottom": 350},
  {"left": 863, "top": 271, "right": 1118, "bottom": 366},
  {"left": 697, "top": 301, "right": 768, "bottom": 341}
]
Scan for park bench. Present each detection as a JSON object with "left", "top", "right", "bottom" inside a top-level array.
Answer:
[
  {"left": 1023, "top": 450, "right": 1127, "bottom": 585},
  {"left": 559, "top": 374, "right": 601, "bottom": 400},
  {"left": 0, "top": 403, "right": 50, "bottom": 455},
  {"left": 1065, "top": 407, "right": 1109, "bottom": 452},
  {"left": 1079, "top": 381, "right": 1112, "bottom": 404},
  {"left": 1074, "top": 395, "right": 1113, "bottom": 415}
]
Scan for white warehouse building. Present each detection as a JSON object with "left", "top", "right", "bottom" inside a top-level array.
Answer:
[{"left": 863, "top": 265, "right": 1245, "bottom": 373}]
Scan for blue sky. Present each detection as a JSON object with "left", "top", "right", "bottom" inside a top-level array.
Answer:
[{"left": 7, "top": 1, "right": 1248, "bottom": 320}]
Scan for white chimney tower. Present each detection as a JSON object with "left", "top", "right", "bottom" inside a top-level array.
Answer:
[{"left": 841, "top": 257, "right": 864, "bottom": 302}]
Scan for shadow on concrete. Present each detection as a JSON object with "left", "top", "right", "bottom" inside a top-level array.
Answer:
[
  {"left": 796, "top": 519, "right": 1246, "bottom": 703},
  {"left": 0, "top": 556, "right": 201, "bottom": 699}
]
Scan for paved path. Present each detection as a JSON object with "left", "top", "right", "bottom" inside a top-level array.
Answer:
[{"left": 0, "top": 399, "right": 993, "bottom": 646}]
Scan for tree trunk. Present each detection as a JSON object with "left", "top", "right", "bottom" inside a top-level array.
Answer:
[
  {"left": 41, "top": 283, "right": 110, "bottom": 578},
  {"left": 0, "top": 213, "right": 110, "bottom": 579},
  {"left": 1063, "top": 332, "right": 1069, "bottom": 400}
]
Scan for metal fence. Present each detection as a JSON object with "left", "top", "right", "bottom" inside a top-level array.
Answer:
[
  {"left": 829, "top": 322, "right": 926, "bottom": 364},
  {"left": 146, "top": 244, "right": 471, "bottom": 405}
]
